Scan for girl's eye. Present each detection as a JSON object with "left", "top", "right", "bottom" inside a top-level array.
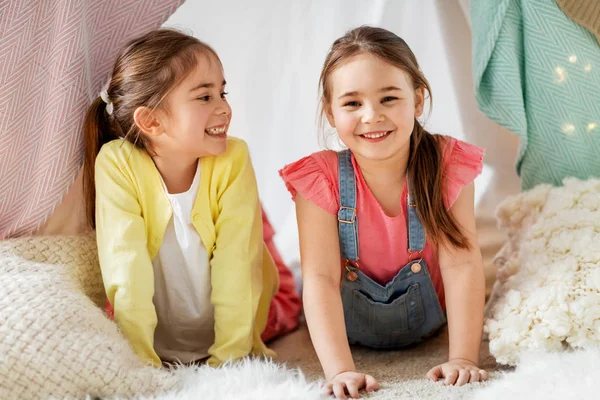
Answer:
[
  {"left": 221, "top": 92, "right": 229, "bottom": 99},
  {"left": 382, "top": 96, "right": 398, "bottom": 103},
  {"left": 343, "top": 101, "right": 360, "bottom": 107},
  {"left": 198, "top": 95, "right": 211, "bottom": 101}
]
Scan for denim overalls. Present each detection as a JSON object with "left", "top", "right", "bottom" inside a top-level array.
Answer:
[{"left": 337, "top": 150, "right": 446, "bottom": 349}]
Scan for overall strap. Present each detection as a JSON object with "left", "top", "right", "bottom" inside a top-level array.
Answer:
[{"left": 337, "top": 150, "right": 359, "bottom": 262}]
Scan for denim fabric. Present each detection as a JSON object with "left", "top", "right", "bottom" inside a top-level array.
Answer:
[{"left": 337, "top": 150, "right": 446, "bottom": 349}]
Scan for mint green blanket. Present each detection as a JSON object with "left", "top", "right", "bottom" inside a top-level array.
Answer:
[{"left": 472, "top": 0, "right": 600, "bottom": 190}]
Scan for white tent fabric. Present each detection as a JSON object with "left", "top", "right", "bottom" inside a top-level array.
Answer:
[
  {"left": 162, "top": 0, "right": 520, "bottom": 265},
  {"left": 39, "top": 0, "right": 520, "bottom": 268}
]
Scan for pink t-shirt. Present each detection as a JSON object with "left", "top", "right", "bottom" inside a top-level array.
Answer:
[{"left": 279, "top": 136, "right": 485, "bottom": 310}]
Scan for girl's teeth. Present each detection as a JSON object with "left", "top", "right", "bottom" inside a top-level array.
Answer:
[
  {"left": 206, "top": 126, "right": 226, "bottom": 135},
  {"left": 363, "top": 131, "right": 388, "bottom": 138}
]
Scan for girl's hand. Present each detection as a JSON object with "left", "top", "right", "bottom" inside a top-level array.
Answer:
[
  {"left": 324, "top": 371, "right": 379, "bottom": 399},
  {"left": 426, "top": 359, "right": 488, "bottom": 386}
]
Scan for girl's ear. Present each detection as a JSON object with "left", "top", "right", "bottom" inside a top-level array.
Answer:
[
  {"left": 414, "top": 87, "right": 425, "bottom": 117},
  {"left": 324, "top": 98, "right": 336, "bottom": 128},
  {"left": 133, "top": 106, "right": 164, "bottom": 137}
]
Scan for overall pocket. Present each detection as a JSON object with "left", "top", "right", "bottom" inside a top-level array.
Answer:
[{"left": 351, "top": 282, "right": 425, "bottom": 335}]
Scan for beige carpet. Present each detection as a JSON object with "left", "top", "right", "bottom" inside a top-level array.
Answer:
[{"left": 271, "top": 323, "right": 508, "bottom": 399}]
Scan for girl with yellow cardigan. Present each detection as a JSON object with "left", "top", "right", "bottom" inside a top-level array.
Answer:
[{"left": 82, "top": 29, "right": 300, "bottom": 368}]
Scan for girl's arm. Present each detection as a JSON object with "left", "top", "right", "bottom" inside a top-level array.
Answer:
[
  {"left": 208, "top": 140, "right": 273, "bottom": 366},
  {"left": 433, "top": 182, "right": 487, "bottom": 384},
  {"left": 296, "top": 195, "right": 378, "bottom": 398},
  {"left": 295, "top": 194, "right": 353, "bottom": 378},
  {"left": 95, "top": 149, "right": 161, "bottom": 367}
]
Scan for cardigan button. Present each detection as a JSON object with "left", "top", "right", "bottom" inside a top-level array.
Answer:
[{"left": 192, "top": 213, "right": 200, "bottom": 221}]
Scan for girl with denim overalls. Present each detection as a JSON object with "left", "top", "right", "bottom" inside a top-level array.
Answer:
[{"left": 280, "top": 26, "right": 488, "bottom": 398}]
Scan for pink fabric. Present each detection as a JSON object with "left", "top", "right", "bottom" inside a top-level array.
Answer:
[
  {"left": 279, "top": 137, "right": 484, "bottom": 309},
  {"left": 0, "top": 0, "right": 184, "bottom": 239},
  {"left": 261, "top": 208, "right": 302, "bottom": 342}
]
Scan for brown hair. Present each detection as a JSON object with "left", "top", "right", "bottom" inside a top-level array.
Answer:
[
  {"left": 82, "top": 28, "right": 220, "bottom": 229},
  {"left": 319, "top": 26, "right": 470, "bottom": 250}
]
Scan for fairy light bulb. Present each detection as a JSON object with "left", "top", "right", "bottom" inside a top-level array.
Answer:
[
  {"left": 561, "top": 123, "right": 575, "bottom": 135},
  {"left": 554, "top": 67, "right": 567, "bottom": 83}
]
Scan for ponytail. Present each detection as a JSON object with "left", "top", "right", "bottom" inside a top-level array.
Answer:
[
  {"left": 82, "top": 97, "right": 121, "bottom": 229},
  {"left": 408, "top": 121, "right": 470, "bottom": 250}
]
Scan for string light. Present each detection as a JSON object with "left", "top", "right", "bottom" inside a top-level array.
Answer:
[
  {"left": 561, "top": 123, "right": 575, "bottom": 135},
  {"left": 554, "top": 66, "right": 567, "bottom": 83}
]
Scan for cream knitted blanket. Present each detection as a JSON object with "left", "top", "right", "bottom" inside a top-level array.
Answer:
[{"left": 0, "top": 236, "right": 177, "bottom": 399}]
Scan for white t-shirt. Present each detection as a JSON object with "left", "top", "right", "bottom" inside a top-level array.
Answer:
[{"left": 152, "top": 163, "right": 214, "bottom": 363}]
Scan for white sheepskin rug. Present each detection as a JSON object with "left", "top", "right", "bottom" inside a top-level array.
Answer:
[
  {"left": 473, "top": 349, "right": 600, "bottom": 400},
  {"left": 485, "top": 178, "right": 600, "bottom": 365},
  {"left": 114, "top": 359, "right": 325, "bottom": 400}
]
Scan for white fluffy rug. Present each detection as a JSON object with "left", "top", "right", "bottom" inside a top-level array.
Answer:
[
  {"left": 107, "top": 359, "right": 325, "bottom": 400},
  {"left": 104, "top": 350, "right": 600, "bottom": 400},
  {"left": 474, "top": 349, "right": 600, "bottom": 400}
]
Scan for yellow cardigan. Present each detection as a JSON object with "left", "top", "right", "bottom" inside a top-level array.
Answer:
[{"left": 94, "top": 137, "right": 278, "bottom": 367}]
